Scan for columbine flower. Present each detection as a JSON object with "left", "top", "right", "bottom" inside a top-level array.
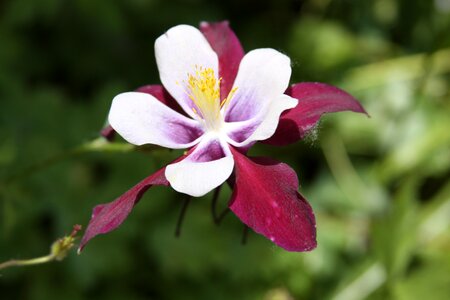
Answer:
[{"left": 79, "top": 21, "right": 366, "bottom": 252}]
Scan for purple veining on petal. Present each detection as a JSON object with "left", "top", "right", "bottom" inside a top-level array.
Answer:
[
  {"left": 224, "top": 94, "right": 297, "bottom": 151},
  {"left": 100, "top": 84, "right": 185, "bottom": 141},
  {"left": 109, "top": 92, "right": 204, "bottom": 148},
  {"left": 164, "top": 138, "right": 234, "bottom": 197},
  {"left": 134, "top": 86, "right": 204, "bottom": 145},
  {"left": 226, "top": 120, "right": 260, "bottom": 143},
  {"left": 225, "top": 92, "right": 260, "bottom": 122},
  {"left": 224, "top": 49, "right": 291, "bottom": 123},
  {"left": 156, "top": 114, "right": 204, "bottom": 145},
  {"left": 187, "top": 139, "right": 227, "bottom": 162}
]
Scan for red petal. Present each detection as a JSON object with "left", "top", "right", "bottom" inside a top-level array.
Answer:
[
  {"left": 135, "top": 84, "right": 183, "bottom": 113},
  {"left": 200, "top": 21, "right": 244, "bottom": 99},
  {"left": 264, "top": 82, "right": 368, "bottom": 146},
  {"left": 78, "top": 168, "right": 167, "bottom": 252},
  {"left": 100, "top": 84, "right": 183, "bottom": 141},
  {"left": 79, "top": 154, "right": 186, "bottom": 252},
  {"left": 100, "top": 125, "right": 116, "bottom": 141},
  {"left": 229, "top": 148, "right": 317, "bottom": 251}
]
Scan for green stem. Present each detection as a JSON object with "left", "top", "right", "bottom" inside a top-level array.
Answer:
[
  {"left": 0, "top": 224, "right": 81, "bottom": 271},
  {"left": 175, "top": 196, "right": 192, "bottom": 237},
  {"left": 211, "top": 186, "right": 225, "bottom": 225},
  {"left": 0, "top": 255, "right": 54, "bottom": 270},
  {"left": 2, "top": 137, "right": 140, "bottom": 186}
]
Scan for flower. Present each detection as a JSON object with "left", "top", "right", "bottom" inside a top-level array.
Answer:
[{"left": 79, "top": 21, "right": 366, "bottom": 252}]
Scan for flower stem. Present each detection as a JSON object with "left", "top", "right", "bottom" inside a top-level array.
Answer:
[
  {"left": 0, "top": 255, "right": 54, "bottom": 270},
  {"left": 241, "top": 225, "right": 249, "bottom": 245},
  {"left": 0, "top": 225, "right": 81, "bottom": 272},
  {"left": 216, "top": 207, "right": 230, "bottom": 225},
  {"left": 3, "top": 137, "right": 136, "bottom": 185},
  {"left": 175, "top": 196, "right": 192, "bottom": 237},
  {"left": 211, "top": 186, "right": 222, "bottom": 224},
  {"left": 211, "top": 186, "right": 230, "bottom": 225}
]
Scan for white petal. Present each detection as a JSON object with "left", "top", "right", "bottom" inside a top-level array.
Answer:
[
  {"left": 165, "top": 138, "right": 234, "bottom": 197},
  {"left": 109, "top": 92, "right": 203, "bottom": 149},
  {"left": 225, "top": 94, "right": 298, "bottom": 148},
  {"left": 224, "top": 48, "right": 292, "bottom": 122},
  {"left": 155, "top": 25, "right": 219, "bottom": 118}
]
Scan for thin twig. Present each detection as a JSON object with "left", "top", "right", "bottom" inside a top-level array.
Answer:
[
  {"left": 216, "top": 207, "right": 230, "bottom": 225},
  {"left": 2, "top": 137, "right": 136, "bottom": 185},
  {"left": 211, "top": 186, "right": 222, "bottom": 224},
  {"left": 0, "top": 256, "right": 54, "bottom": 270},
  {"left": 210, "top": 186, "right": 231, "bottom": 225},
  {"left": 0, "top": 225, "right": 81, "bottom": 272},
  {"left": 175, "top": 196, "right": 192, "bottom": 237}
]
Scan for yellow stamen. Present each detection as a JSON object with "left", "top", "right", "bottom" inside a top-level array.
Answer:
[
  {"left": 183, "top": 66, "right": 237, "bottom": 130},
  {"left": 220, "top": 86, "right": 238, "bottom": 111}
]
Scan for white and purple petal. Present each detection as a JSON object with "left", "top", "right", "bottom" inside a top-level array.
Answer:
[
  {"left": 155, "top": 25, "right": 219, "bottom": 118},
  {"left": 225, "top": 94, "right": 297, "bottom": 149},
  {"left": 165, "top": 138, "right": 234, "bottom": 197},
  {"left": 224, "top": 48, "right": 291, "bottom": 122},
  {"left": 101, "top": 84, "right": 181, "bottom": 141},
  {"left": 109, "top": 92, "right": 203, "bottom": 149}
]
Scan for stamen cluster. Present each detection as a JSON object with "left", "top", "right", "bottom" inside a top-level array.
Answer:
[{"left": 184, "top": 66, "right": 236, "bottom": 131}]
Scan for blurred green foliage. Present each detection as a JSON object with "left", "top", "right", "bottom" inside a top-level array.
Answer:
[{"left": 1, "top": 0, "right": 449, "bottom": 299}]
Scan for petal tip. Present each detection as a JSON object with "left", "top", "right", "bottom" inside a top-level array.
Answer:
[
  {"left": 165, "top": 155, "right": 234, "bottom": 198},
  {"left": 199, "top": 20, "right": 230, "bottom": 29},
  {"left": 229, "top": 150, "right": 318, "bottom": 253}
]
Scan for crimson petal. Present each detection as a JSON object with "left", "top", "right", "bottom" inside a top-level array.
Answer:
[
  {"left": 135, "top": 84, "right": 183, "bottom": 113},
  {"left": 200, "top": 21, "right": 244, "bottom": 99},
  {"left": 78, "top": 154, "right": 186, "bottom": 252},
  {"left": 100, "top": 84, "right": 182, "bottom": 140},
  {"left": 229, "top": 148, "right": 317, "bottom": 251},
  {"left": 78, "top": 168, "right": 167, "bottom": 252},
  {"left": 264, "top": 82, "right": 368, "bottom": 146},
  {"left": 100, "top": 125, "right": 116, "bottom": 141}
]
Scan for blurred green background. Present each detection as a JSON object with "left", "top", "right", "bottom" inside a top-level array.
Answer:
[{"left": 1, "top": 0, "right": 449, "bottom": 299}]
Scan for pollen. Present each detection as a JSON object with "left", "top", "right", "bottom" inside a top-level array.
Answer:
[
  {"left": 187, "top": 67, "right": 220, "bottom": 114},
  {"left": 183, "top": 66, "right": 237, "bottom": 130}
]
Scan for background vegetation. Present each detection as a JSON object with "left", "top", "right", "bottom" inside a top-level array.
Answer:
[{"left": 1, "top": 0, "right": 449, "bottom": 299}]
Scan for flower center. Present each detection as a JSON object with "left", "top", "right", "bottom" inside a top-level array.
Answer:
[{"left": 184, "top": 66, "right": 237, "bottom": 131}]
